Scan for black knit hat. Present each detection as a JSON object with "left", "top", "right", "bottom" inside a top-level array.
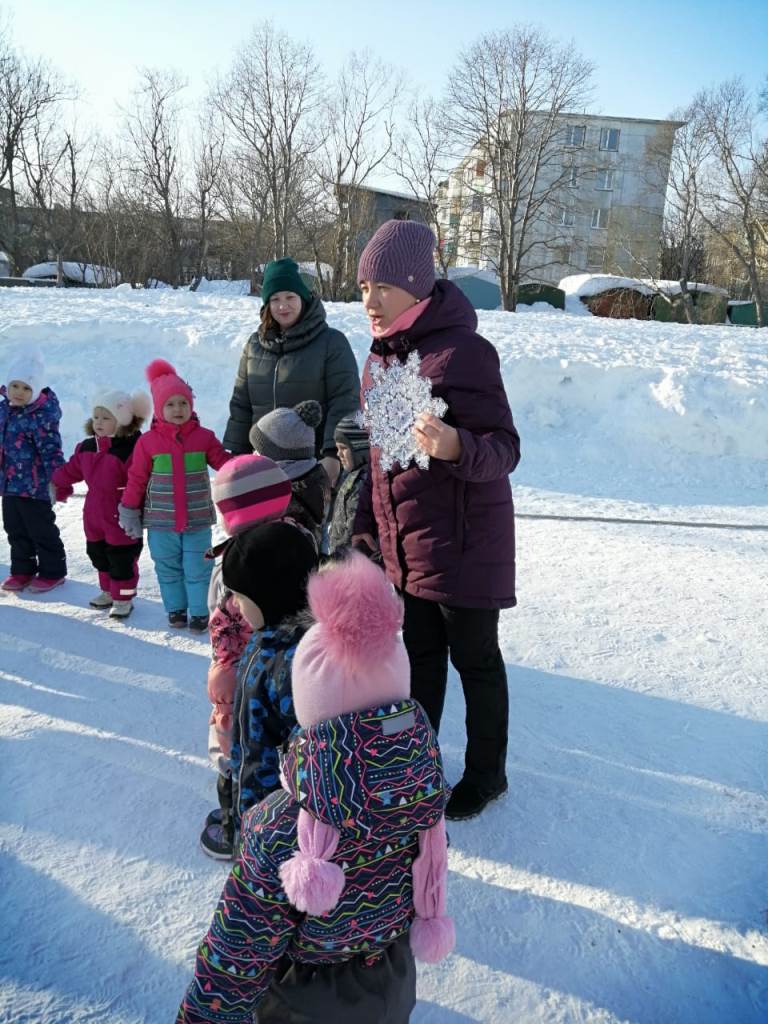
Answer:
[
  {"left": 222, "top": 521, "right": 318, "bottom": 626},
  {"left": 249, "top": 400, "right": 322, "bottom": 463},
  {"left": 334, "top": 414, "right": 369, "bottom": 453}
]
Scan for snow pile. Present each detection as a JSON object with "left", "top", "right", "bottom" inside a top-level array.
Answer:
[
  {"left": 1, "top": 286, "right": 767, "bottom": 1024},
  {"left": 559, "top": 273, "right": 657, "bottom": 298},
  {"left": 192, "top": 277, "right": 251, "bottom": 296},
  {"left": 0, "top": 287, "right": 765, "bottom": 507},
  {"left": 652, "top": 280, "right": 728, "bottom": 297},
  {"left": 22, "top": 261, "right": 120, "bottom": 286}
]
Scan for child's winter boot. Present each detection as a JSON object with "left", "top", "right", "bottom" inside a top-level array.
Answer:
[
  {"left": 1, "top": 574, "right": 34, "bottom": 592},
  {"left": 27, "top": 575, "right": 66, "bottom": 594},
  {"left": 109, "top": 600, "right": 133, "bottom": 620},
  {"left": 200, "top": 821, "right": 235, "bottom": 861}
]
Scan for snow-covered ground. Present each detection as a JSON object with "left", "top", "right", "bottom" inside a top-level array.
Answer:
[{"left": 1, "top": 288, "right": 766, "bottom": 1023}]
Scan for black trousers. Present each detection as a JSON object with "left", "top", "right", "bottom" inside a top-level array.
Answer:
[
  {"left": 2, "top": 495, "right": 66, "bottom": 578},
  {"left": 216, "top": 771, "right": 234, "bottom": 844},
  {"left": 256, "top": 933, "right": 415, "bottom": 1024},
  {"left": 402, "top": 592, "right": 508, "bottom": 790},
  {"left": 86, "top": 539, "right": 143, "bottom": 580}
]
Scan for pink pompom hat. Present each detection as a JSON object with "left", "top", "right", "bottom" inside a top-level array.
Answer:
[{"left": 145, "top": 358, "right": 194, "bottom": 417}]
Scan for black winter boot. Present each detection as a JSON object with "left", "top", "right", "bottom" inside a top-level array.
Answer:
[{"left": 445, "top": 777, "right": 508, "bottom": 821}]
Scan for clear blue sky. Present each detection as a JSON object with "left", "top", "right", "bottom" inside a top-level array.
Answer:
[{"left": 5, "top": 0, "right": 766, "bottom": 135}]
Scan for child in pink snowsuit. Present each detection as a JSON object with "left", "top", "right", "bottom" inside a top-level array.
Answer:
[
  {"left": 200, "top": 454, "right": 293, "bottom": 859},
  {"left": 53, "top": 389, "right": 151, "bottom": 619}
]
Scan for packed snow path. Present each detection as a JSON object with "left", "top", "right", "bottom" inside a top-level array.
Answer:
[{"left": 1, "top": 288, "right": 766, "bottom": 1022}]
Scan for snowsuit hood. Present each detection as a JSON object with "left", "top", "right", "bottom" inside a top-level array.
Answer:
[{"left": 280, "top": 698, "right": 447, "bottom": 844}]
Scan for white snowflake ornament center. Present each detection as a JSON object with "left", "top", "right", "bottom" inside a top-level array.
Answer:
[{"left": 360, "top": 351, "right": 448, "bottom": 471}]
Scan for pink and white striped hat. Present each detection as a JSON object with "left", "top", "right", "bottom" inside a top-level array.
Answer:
[{"left": 211, "top": 454, "right": 292, "bottom": 536}]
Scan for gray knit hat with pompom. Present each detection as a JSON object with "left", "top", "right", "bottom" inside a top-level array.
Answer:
[{"left": 249, "top": 400, "right": 322, "bottom": 475}]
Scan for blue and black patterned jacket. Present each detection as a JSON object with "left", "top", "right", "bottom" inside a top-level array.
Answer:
[
  {"left": 229, "top": 620, "right": 306, "bottom": 828},
  {"left": 0, "top": 387, "right": 64, "bottom": 500}
]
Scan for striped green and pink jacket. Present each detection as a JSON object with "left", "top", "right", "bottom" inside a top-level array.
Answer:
[{"left": 122, "top": 415, "right": 230, "bottom": 532}]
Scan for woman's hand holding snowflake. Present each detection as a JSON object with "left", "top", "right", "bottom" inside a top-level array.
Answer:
[{"left": 413, "top": 414, "right": 461, "bottom": 463}]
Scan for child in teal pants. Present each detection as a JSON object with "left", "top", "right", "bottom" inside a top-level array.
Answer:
[{"left": 119, "top": 359, "right": 230, "bottom": 631}]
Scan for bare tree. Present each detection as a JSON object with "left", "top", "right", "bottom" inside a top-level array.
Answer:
[
  {"left": 691, "top": 79, "right": 767, "bottom": 326},
  {"left": 0, "top": 33, "right": 67, "bottom": 272},
  {"left": 658, "top": 110, "right": 711, "bottom": 321},
  {"left": 189, "top": 105, "right": 225, "bottom": 288},
  {"left": 444, "top": 26, "right": 594, "bottom": 309},
  {"left": 21, "top": 114, "right": 97, "bottom": 284},
  {"left": 615, "top": 109, "right": 708, "bottom": 322},
  {"left": 391, "top": 95, "right": 453, "bottom": 277},
  {"left": 123, "top": 68, "right": 187, "bottom": 287},
  {"left": 310, "top": 51, "right": 401, "bottom": 300},
  {"left": 214, "top": 149, "right": 272, "bottom": 292},
  {"left": 213, "top": 21, "right": 321, "bottom": 261}
]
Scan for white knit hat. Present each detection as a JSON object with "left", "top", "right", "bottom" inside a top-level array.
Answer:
[
  {"left": 7, "top": 351, "right": 45, "bottom": 399},
  {"left": 92, "top": 389, "right": 152, "bottom": 427}
]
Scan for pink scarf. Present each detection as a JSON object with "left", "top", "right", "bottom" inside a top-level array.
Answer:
[{"left": 371, "top": 297, "right": 432, "bottom": 339}]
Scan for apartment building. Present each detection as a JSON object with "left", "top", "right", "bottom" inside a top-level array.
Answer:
[{"left": 437, "top": 113, "right": 682, "bottom": 285}]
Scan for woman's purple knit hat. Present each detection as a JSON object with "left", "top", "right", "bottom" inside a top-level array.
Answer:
[{"left": 357, "top": 219, "right": 436, "bottom": 299}]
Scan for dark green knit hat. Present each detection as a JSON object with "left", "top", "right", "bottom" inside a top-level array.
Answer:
[{"left": 261, "top": 258, "right": 312, "bottom": 303}]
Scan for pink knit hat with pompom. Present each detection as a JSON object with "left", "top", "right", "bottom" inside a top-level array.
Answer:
[
  {"left": 278, "top": 552, "right": 455, "bottom": 963},
  {"left": 145, "top": 358, "right": 194, "bottom": 417},
  {"left": 290, "top": 553, "right": 410, "bottom": 727}
]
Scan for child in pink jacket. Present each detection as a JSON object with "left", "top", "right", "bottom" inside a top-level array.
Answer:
[
  {"left": 53, "top": 389, "right": 151, "bottom": 619},
  {"left": 201, "top": 454, "right": 293, "bottom": 859},
  {"left": 118, "top": 359, "right": 230, "bottom": 632}
]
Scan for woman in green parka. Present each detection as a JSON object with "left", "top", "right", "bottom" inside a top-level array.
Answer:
[{"left": 224, "top": 258, "right": 360, "bottom": 488}]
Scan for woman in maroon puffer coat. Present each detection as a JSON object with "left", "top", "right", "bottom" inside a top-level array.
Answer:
[{"left": 353, "top": 219, "right": 520, "bottom": 821}]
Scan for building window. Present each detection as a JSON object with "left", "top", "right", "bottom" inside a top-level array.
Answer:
[
  {"left": 565, "top": 125, "right": 586, "bottom": 147},
  {"left": 565, "top": 164, "right": 578, "bottom": 188},
  {"left": 595, "top": 169, "right": 614, "bottom": 190},
  {"left": 558, "top": 245, "right": 571, "bottom": 265},
  {"left": 599, "top": 127, "right": 620, "bottom": 151},
  {"left": 591, "top": 207, "right": 609, "bottom": 229},
  {"left": 474, "top": 159, "right": 486, "bottom": 178},
  {"left": 586, "top": 246, "right": 605, "bottom": 269},
  {"left": 559, "top": 208, "right": 575, "bottom": 227},
  {"left": 449, "top": 213, "right": 460, "bottom": 226},
  {"left": 471, "top": 195, "right": 483, "bottom": 213},
  {"left": 499, "top": 177, "right": 510, "bottom": 195}
]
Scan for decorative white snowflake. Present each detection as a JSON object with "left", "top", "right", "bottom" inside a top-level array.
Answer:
[{"left": 359, "top": 351, "right": 447, "bottom": 471}]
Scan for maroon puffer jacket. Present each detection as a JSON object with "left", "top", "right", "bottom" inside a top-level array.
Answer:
[{"left": 355, "top": 280, "right": 520, "bottom": 609}]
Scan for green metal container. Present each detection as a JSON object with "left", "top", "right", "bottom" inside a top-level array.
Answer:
[
  {"left": 517, "top": 283, "right": 566, "bottom": 310},
  {"left": 728, "top": 301, "right": 765, "bottom": 327}
]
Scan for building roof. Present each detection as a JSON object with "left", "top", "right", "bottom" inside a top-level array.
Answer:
[{"left": 351, "top": 182, "right": 428, "bottom": 204}]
